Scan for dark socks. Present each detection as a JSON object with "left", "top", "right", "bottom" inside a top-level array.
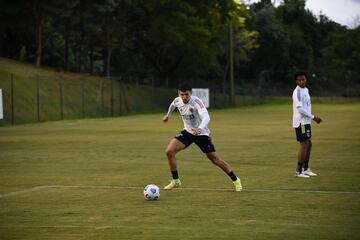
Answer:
[
  {"left": 227, "top": 171, "right": 238, "bottom": 181},
  {"left": 304, "top": 160, "right": 309, "bottom": 171},
  {"left": 171, "top": 170, "right": 179, "bottom": 179},
  {"left": 296, "top": 162, "right": 303, "bottom": 173}
]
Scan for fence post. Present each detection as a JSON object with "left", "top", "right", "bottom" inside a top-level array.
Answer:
[
  {"left": 151, "top": 76, "right": 155, "bottom": 107},
  {"left": 82, "top": 79, "right": 85, "bottom": 118},
  {"left": 59, "top": 78, "right": 64, "bottom": 120},
  {"left": 36, "top": 75, "right": 40, "bottom": 122},
  {"left": 10, "top": 73, "right": 15, "bottom": 125},
  {"left": 110, "top": 78, "right": 114, "bottom": 117},
  {"left": 118, "top": 78, "right": 122, "bottom": 115},
  {"left": 100, "top": 79, "right": 104, "bottom": 117}
]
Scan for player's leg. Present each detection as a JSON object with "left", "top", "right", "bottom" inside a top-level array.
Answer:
[
  {"left": 164, "top": 134, "right": 188, "bottom": 190},
  {"left": 304, "top": 139, "right": 312, "bottom": 169},
  {"left": 295, "top": 140, "right": 309, "bottom": 178},
  {"left": 196, "top": 136, "right": 242, "bottom": 191},
  {"left": 298, "top": 141, "right": 308, "bottom": 165},
  {"left": 205, "top": 152, "right": 242, "bottom": 192},
  {"left": 295, "top": 124, "right": 310, "bottom": 178},
  {"left": 300, "top": 124, "right": 317, "bottom": 176},
  {"left": 165, "top": 138, "right": 185, "bottom": 172},
  {"left": 303, "top": 140, "right": 317, "bottom": 176},
  {"left": 205, "top": 151, "right": 231, "bottom": 173}
]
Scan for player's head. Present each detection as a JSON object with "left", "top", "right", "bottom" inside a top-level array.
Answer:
[
  {"left": 178, "top": 83, "right": 192, "bottom": 103},
  {"left": 294, "top": 71, "right": 308, "bottom": 88}
]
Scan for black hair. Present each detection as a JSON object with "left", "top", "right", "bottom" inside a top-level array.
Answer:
[
  {"left": 178, "top": 83, "right": 192, "bottom": 92},
  {"left": 294, "top": 71, "right": 308, "bottom": 81}
]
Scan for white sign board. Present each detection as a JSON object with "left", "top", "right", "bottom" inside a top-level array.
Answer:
[
  {"left": 192, "top": 88, "right": 210, "bottom": 108},
  {"left": 0, "top": 89, "right": 3, "bottom": 119}
]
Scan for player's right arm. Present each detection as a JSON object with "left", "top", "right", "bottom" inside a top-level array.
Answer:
[
  {"left": 313, "top": 116, "right": 322, "bottom": 124},
  {"left": 293, "top": 88, "right": 312, "bottom": 118},
  {"left": 163, "top": 99, "right": 177, "bottom": 123},
  {"left": 163, "top": 115, "right": 169, "bottom": 122}
]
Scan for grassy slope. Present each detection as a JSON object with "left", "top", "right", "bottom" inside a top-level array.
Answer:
[
  {"left": 0, "top": 57, "right": 260, "bottom": 126},
  {"left": 0, "top": 58, "right": 178, "bottom": 125},
  {"left": 0, "top": 102, "right": 359, "bottom": 239}
]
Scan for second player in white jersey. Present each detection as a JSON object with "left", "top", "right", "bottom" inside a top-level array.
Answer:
[
  {"left": 292, "top": 85, "right": 313, "bottom": 128},
  {"left": 291, "top": 72, "right": 322, "bottom": 179}
]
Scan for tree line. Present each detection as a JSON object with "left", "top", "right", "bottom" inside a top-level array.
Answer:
[{"left": 1, "top": 0, "right": 359, "bottom": 95}]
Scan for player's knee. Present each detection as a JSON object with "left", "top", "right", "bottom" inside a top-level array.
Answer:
[{"left": 165, "top": 148, "right": 176, "bottom": 158}]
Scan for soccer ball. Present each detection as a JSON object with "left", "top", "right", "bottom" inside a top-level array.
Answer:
[{"left": 143, "top": 184, "right": 160, "bottom": 200}]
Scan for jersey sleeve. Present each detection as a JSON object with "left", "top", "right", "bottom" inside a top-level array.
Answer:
[
  {"left": 198, "top": 111, "right": 210, "bottom": 129},
  {"left": 166, "top": 98, "right": 177, "bottom": 117},
  {"left": 293, "top": 88, "right": 302, "bottom": 108},
  {"left": 297, "top": 107, "right": 314, "bottom": 119},
  {"left": 194, "top": 97, "right": 207, "bottom": 114},
  {"left": 293, "top": 89, "right": 314, "bottom": 119},
  {"left": 194, "top": 97, "right": 210, "bottom": 129}
]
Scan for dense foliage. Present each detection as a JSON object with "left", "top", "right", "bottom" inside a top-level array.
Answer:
[{"left": 0, "top": 0, "right": 359, "bottom": 95}]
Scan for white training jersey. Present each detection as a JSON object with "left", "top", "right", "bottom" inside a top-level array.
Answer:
[
  {"left": 292, "top": 86, "right": 313, "bottom": 128},
  {"left": 166, "top": 96, "right": 210, "bottom": 136}
]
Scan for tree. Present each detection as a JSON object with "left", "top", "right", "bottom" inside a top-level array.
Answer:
[
  {"left": 50, "top": 0, "right": 80, "bottom": 71},
  {"left": 125, "top": 0, "right": 212, "bottom": 82},
  {"left": 32, "top": 0, "right": 63, "bottom": 66},
  {"left": 248, "top": 4, "right": 290, "bottom": 72},
  {"left": 0, "top": 0, "right": 34, "bottom": 60},
  {"left": 322, "top": 26, "right": 360, "bottom": 96}
]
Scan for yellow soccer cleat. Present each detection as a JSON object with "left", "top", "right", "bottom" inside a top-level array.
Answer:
[
  {"left": 233, "top": 178, "right": 243, "bottom": 192},
  {"left": 164, "top": 179, "right": 182, "bottom": 190}
]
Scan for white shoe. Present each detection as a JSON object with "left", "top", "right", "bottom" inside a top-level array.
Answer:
[
  {"left": 303, "top": 168, "right": 317, "bottom": 176},
  {"left": 295, "top": 172, "right": 310, "bottom": 178}
]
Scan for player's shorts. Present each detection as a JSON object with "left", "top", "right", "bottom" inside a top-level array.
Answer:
[
  {"left": 174, "top": 130, "right": 215, "bottom": 153},
  {"left": 295, "top": 124, "right": 311, "bottom": 142}
]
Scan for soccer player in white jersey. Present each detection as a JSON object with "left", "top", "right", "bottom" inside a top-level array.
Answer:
[
  {"left": 162, "top": 83, "right": 242, "bottom": 191},
  {"left": 292, "top": 72, "right": 322, "bottom": 178}
]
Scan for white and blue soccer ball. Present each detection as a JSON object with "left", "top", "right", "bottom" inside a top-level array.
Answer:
[{"left": 143, "top": 184, "right": 160, "bottom": 200}]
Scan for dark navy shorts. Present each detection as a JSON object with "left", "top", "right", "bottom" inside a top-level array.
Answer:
[
  {"left": 295, "top": 124, "right": 311, "bottom": 142},
  {"left": 175, "top": 130, "right": 215, "bottom": 153}
]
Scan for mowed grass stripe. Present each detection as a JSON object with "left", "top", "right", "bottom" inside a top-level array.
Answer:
[{"left": 1, "top": 185, "right": 360, "bottom": 199}]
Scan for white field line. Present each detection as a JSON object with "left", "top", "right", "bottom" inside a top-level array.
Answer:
[{"left": 1, "top": 185, "right": 360, "bottom": 199}]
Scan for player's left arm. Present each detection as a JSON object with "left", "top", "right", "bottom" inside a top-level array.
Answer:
[
  {"left": 193, "top": 111, "right": 210, "bottom": 135},
  {"left": 192, "top": 99, "right": 210, "bottom": 135},
  {"left": 313, "top": 115, "right": 322, "bottom": 124}
]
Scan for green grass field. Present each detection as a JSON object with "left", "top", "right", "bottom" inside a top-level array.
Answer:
[{"left": 1, "top": 101, "right": 360, "bottom": 240}]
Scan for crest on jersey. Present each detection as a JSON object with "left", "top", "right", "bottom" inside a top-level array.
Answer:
[{"left": 189, "top": 108, "right": 194, "bottom": 112}]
